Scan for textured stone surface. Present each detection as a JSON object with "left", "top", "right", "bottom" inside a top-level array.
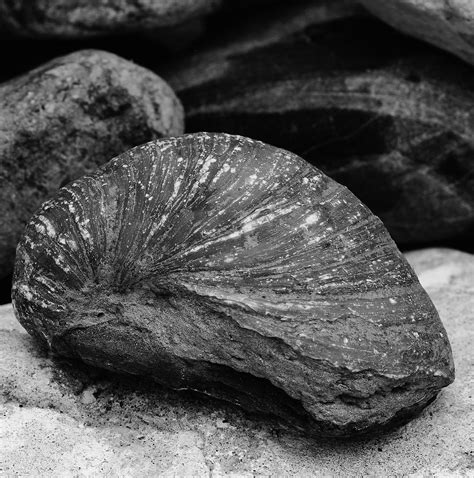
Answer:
[
  {"left": 0, "top": 0, "right": 220, "bottom": 38},
  {"left": 12, "top": 133, "right": 453, "bottom": 437},
  {"left": 1, "top": 248, "right": 472, "bottom": 475},
  {"left": 164, "top": 2, "right": 474, "bottom": 246},
  {"left": 360, "top": 0, "right": 474, "bottom": 66},
  {"left": 0, "top": 49, "right": 184, "bottom": 281}
]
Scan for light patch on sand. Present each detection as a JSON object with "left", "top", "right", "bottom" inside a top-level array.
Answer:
[{"left": 417, "top": 263, "right": 462, "bottom": 289}]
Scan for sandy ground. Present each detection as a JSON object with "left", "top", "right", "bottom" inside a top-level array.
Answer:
[{"left": 0, "top": 248, "right": 473, "bottom": 477}]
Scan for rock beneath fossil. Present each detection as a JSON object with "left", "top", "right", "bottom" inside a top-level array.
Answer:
[
  {"left": 0, "top": 0, "right": 220, "bottom": 38},
  {"left": 360, "top": 0, "right": 474, "bottom": 66},
  {"left": 0, "top": 49, "right": 184, "bottom": 281},
  {"left": 164, "top": 2, "right": 474, "bottom": 246},
  {"left": 12, "top": 132, "right": 454, "bottom": 437},
  {"left": 2, "top": 248, "right": 472, "bottom": 475}
]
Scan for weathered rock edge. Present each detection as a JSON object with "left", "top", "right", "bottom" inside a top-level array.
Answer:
[
  {"left": 360, "top": 0, "right": 474, "bottom": 66},
  {"left": 164, "top": 2, "right": 474, "bottom": 246},
  {"left": 0, "top": 49, "right": 184, "bottom": 280},
  {"left": 0, "top": 0, "right": 220, "bottom": 37},
  {"left": 12, "top": 133, "right": 454, "bottom": 437}
]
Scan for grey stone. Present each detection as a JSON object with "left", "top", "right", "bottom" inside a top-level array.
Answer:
[{"left": 0, "top": 49, "right": 184, "bottom": 280}]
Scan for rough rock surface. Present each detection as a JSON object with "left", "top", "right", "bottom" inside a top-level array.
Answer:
[
  {"left": 1, "top": 248, "right": 472, "bottom": 476},
  {"left": 0, "top": 0, "right": 220, "bottom": 38},
  {"left": 164, "top": 3, "right": 474, "bottom": 246},
  {"left": 360, "top": 0, "right": 474, "bottom": 66},
  {"left": 0, "top": 49, "right": 184, "bottom": 281},
  {"left": 12, "top": 133, "right": 453, "bottom": 437}
]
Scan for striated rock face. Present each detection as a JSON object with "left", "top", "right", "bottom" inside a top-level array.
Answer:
[
  {"left": 0, "top": 49, "right": 184, "bottom": 280},
  {"left": 164, "top": 3, "right": 474, "bottom": 246},
  {"left": 12, "top": 133, "right": 454, "bottom": 437},
  {"left": 360, "top": 0, "right": 474, "bottom": 66},
  {"left": 0, "top": 0, "right": 220, "bottom": 38}
]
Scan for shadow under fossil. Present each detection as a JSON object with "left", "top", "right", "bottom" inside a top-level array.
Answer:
[
  {"left": 2, "top": 314, "right": 466, "bottom": 475},
  {"left": 17, "top": 332, "right": 438, "bottom": 448}
]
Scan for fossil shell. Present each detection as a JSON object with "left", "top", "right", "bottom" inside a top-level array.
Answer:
[
  {"left": 0, "top": 49, "right": 184, "bottom": 281},
  {"left": 164, "top": 4, "right": 474, "bottom": 246},
  {"left": 12, "top": 133, "right": 454, "bottom": 437},
  {"left": 360, "top": 0, "right": 474, "bottom": 66}
]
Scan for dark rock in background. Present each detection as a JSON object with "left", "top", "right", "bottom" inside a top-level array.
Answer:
[
  {"left": 0, "top": 275, "right": 12, "bottom": 305},
  {"left": 163, "top": 1, "right": 474, "bottom": 248},
  {"left": 0, "top": 49, "right": 184, "bottom": 282},
  {"left": 360, "top": 0, "right": 474, "bottom": 67},
  {"left": 143, "top": 17, "right": 208, "bottom": 55},
  {"left": 0, "top": 0, "right": 220, "bottom": 38},
  {"left": 0, "top": 0, "right": 295, "bottom": 84}
]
